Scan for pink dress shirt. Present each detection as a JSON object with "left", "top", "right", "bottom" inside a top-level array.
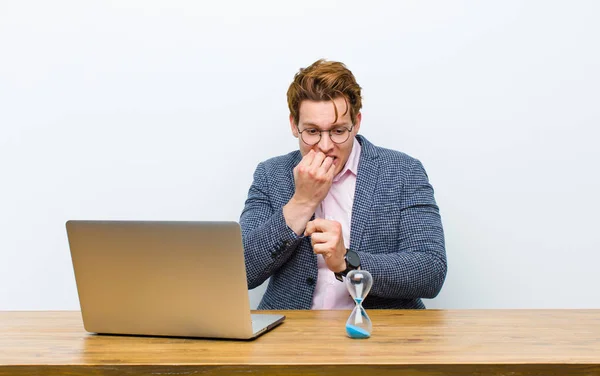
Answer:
[{"left": 311, "top": 137, "right": 362, "bottom": 310}]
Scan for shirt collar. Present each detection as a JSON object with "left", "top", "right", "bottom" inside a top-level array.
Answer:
[{"left": 333, "top": 136, "right": 361, "bottom": 182}]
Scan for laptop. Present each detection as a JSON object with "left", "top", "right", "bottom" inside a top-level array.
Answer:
[{"left": 66, "top": 220, "right": 285, "bottom": 340}]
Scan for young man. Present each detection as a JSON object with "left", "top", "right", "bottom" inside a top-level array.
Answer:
[{"left": 240, "top": 59, "right": 446, "bottom": 309}]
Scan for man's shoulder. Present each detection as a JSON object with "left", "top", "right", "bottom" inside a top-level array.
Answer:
[
  {"left": 375, "top": 145, "right": 417, "bottom": 164},
  {"left": 359, "top": 136, "right": 420, "bottom": 169},
  {"left": 257, "top": 150, "right": 300, "bottom": 175}
]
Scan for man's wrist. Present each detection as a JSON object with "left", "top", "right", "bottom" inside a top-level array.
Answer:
[
  {"left": 334, "top": 249, "right": 361, "bottom": 282},
  {"left": 288, "top": 195, "right": 319, "bottom": 212},
  {"left": 333, "top": 247, "right": 348, "bottom": 273},
  {"left": 283, "top": 197, "right": 317, "bottom": 235},
  {"left": 333, "top": 261, "right": 347, "bottom": 274}
]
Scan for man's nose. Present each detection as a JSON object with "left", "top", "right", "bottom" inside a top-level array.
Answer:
[{"left": 317, "top": 131, "right": 334, "bottom": 153}]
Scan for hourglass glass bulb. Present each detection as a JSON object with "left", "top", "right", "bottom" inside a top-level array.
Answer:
[
  {"left": 345, "top": 270, "right": 373, "bottom": 302},
  {"left": 344, "top": 270, "right": 373, "bottom": 339}
]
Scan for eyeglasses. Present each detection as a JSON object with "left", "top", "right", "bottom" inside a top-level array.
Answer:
[{"left": 297, "top": 125, "right": 354, "bottom": 146}]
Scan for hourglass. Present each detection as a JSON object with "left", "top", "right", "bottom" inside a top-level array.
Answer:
[{"left": 344, "top": 269, "right": 373, "bottom": 338}]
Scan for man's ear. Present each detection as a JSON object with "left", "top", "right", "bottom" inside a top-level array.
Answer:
[
  {"left": 290, "top": 114, "right": 299, "bottom": 138},
  {"left": 353, "top": 112, "right": 362, "bottom": 134}
]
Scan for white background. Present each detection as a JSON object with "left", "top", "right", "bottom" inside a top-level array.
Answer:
[{"left": 1, "top": 1, "right": 599, "bottom": 310}]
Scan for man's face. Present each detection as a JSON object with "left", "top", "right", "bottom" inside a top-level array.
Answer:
[{"left": 290, "top": 96, "right": 361, "bottom": 176}]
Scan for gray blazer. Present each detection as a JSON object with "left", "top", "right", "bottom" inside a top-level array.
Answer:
[{"left": 240, "top": 135, "right": 447, "bottom": 309}]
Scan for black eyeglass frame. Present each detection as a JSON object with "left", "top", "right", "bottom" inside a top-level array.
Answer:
[{"left": 296, "top": 125, "right": 355, "bottom": 146}]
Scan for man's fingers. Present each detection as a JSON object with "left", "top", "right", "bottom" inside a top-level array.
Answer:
[
  {"left": 306, "top": 218, "right": 340, "bottom": 234},
  {"left": 319, "top": 156, "right": 334, "bottom": 174},
  {"left": 309, "top": 232, "right": 329, "bottom": 246},
  {"left": 304, "top": 220, "right": 316, "bottom": 236},
  {"left": 304, "top": 218, "right": 322, "bottom": 235},
  {"left": 299, "top": 149, "right": 316, "bottom": 167},
  {"left": 312, "top": 243, "right": 333, "bottom": 258},
  {"left": 326, "top": 160, "right": 336, "bottom": 178},
  {"left": 305, "top": 149, "right": 318, "bottom": 166},
  {"left": 310, "top": 152, "right": 326, "bottom": 169}
]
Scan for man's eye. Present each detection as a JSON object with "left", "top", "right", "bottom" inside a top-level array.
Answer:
[
  {"left": 332, "top": 128, "right": 347, "bottom": 135},
  {"left": 305, "top": 129, "right": 319, "bottom": 135}
]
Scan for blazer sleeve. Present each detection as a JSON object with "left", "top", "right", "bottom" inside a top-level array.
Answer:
[
  {"left": 359, "top": 159, "right": 447, "bottom": 300},
  {"left": 239, "top": 162, "right": 303, "bottom": 289}
]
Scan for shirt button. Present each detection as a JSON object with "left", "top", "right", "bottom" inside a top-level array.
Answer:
[{"left": 306, "top": 277, "right": 315, "bottom": 286}]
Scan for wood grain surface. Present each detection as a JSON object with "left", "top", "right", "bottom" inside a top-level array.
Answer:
[{"left": 1, "top": 309, "right": 599, "bottom": 375}]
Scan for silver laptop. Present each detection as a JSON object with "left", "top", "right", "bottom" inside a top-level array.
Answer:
[{"left": 66, "top": 220, "right": 284, "bottom": 340}]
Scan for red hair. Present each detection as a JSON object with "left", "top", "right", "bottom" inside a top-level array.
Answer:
[{"left": 287, "top": 59, "right": 362, "bottom": 125}]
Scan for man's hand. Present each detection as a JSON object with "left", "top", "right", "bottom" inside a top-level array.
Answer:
[
  {"left": 283, "top": 150, "right": 336, "bottom": 235},
  {"left": 292, "top": 149, "right": 335, "bottom": 207},
  {"left": 305, "top": 218, "right": 347, "bottom": 273}
]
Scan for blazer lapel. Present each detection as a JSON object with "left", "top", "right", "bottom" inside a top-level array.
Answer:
[{"left": 350, "top": 136, "right": 380, "bottom": 251}]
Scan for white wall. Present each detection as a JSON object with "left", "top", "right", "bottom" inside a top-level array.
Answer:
[{"left": 1, "top": 0, "right": 599, "bottom": 310}]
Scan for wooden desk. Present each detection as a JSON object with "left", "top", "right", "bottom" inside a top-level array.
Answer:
[{"left": 1, "top": 310, "right": 599, "bottom": 375}]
